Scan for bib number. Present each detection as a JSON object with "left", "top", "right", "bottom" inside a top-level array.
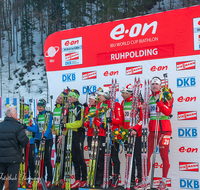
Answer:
[
  {"left": 162, "top": 135, "right": 171, "bottom": 146},
  {"left": 38, "top": 121, "right": 44, "bottom": 133}
]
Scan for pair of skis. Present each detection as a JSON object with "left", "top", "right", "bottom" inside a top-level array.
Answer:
[
  {"left": 87, "top": 123, "right": 99, "bottom": 187},
  {"left": 124, "top": 77, "right": 140, "bottom": 190},
  {"left": 32, "top": 112, "right": 51, "bottom": 190},
  {"left": 64, "top": 107, "right": 75, "bottom": 190},
  {"left": 141, "top": 80, "right": 150, "bottom": 190},
  {"left": 54, "top": 92, "right": 68, "bottom": 187},
  {"left": 19, "top": 96, "right": 26, "bottom": 188},
  {"left": 102, "top": 79, "right": 117, "bottom": 189}
]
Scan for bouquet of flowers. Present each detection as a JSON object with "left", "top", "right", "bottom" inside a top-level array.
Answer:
[
  {"left": 84, "top": 107, "right": 108, "bottom": 121},
  {"left": 111, "top": 127, "right": 129, "bottom": 146}
]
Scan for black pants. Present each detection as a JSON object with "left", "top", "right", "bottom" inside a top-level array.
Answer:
[
  {"left": 132, "top": 136, "right": 141, "bottom": 182},
  {"left": 0, "top": 163, "right": 20, "bottom": 190},
  {"left": 110, "top": 142, "right": 120, "bottom": 175},
  {"left": 26, "top": 144, "right": 35, "bottom": 180},
  {"left": 55, "top": 135, "right": 68, "bottom": 179},
  {"left": 72, "top": 131, "right": 87, "bottom": 181},
  {"left": 96, "top": 136, "right": 105, "bottom": 181},
  {"left": 36, "top": 139, "right": 53, "bottom": 182}
]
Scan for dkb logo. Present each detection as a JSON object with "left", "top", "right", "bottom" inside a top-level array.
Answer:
[
  {"left": 177, "top": 77, "right": 196, "bottom": 88},
  {"left": 62, "top": 73, "right": 76, "bottom": 82},
  {"left": 180, "top": 179, "right": 199, "bottom": 189},
  {"left": 178, "top": 127, "right": 197, "bottom": 138}
]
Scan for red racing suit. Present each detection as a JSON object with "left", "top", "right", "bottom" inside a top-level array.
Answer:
[
  {"left": 121, "top": 96, "right": 143, "bottom": 137},
  {"left": 94, "top": 99, "right": 122, "bottom": 137},
  {"left": 147, "top": 90, "right": 174, "bottom": 178},
  {"left": 148, "top": 91, "right": 173, "bottom": 132},
  {"left": 83, "top": 105, "right": 96, "bottom": 137}
]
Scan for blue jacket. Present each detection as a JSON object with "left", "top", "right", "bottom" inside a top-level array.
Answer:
[
  {"left": 32, "top": 110, "right": 53, "bottom": 140},
  {"left": 25, "top": 114, "right": 36, "bottom": 144}
]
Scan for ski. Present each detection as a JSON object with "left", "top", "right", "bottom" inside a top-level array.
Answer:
[
  {"left": 103, "top": 78, "right": 117, "bottom": 189},
  {"left": 32, "top": 111, "right": 51, "bottom": 190},
  {"left": 126, "top": 78, "right": 140, "bottom": 190},
  {"left": 64, "top": 107, "right": 75, "bottom": 190},
  {"left": 54, "top": 90, "right": 69, "bottom": 187},
  {"left": 87, "top": 122, "right": 99, "bottom": 187},
  {"left": 19, "top": 96, "right": 26, "bottom": 188},
  {"left": 141, "top": 79, "right": 150, "bottom": 190}
]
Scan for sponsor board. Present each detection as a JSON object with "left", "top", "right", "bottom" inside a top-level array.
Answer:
[
  {"left": 179, "top": 146, "right": 198, "bottom": 153},
  {"left": 153, "top": 177, "right": 171, "bottom": 187},
  {"left": 176, "top": 60, "right": 196, "bottom": 71},
  {"left": 177, "top": 111, "right": 197, "bottom": 120},
  {"left": 104, "top": 71, "right": 119, "bottom": 76},
  {"left": 62, "top": 73, "right": 76, "bottom": 82},
  {"left": 126, "top": 66, "right": 142, "bottom": 75},
  {"left": 154, "top": 162, "right": 170, "bottom": 169},
  {"left": 104, "top": 83, "right": 119, "bottom": 91},
  {"left": 177, "top": 96, "right": 196, "bottom": 102},
  {"left": 82, "top": 85, "right": 97, "bottom": 94},
  {"left": 179, "top": 162, "right": 199, "bottom": 172},
  {"left": 150, "top": 65, "right": 168, "bottom": 72},
  {"left": 61, "top": 37, "right": 82, "bottom": 66},
  {"left": 178, "top": 127, "right": 197, "bottom": 138},
  {"left": 180, "top": 178, "right": 199, "bottom": 189},
  {"left": 82, "top": 71, "right": 97, "bottom": 80},
  {"left": 177, "top": 77, "right": 196, "bottom": 88}
]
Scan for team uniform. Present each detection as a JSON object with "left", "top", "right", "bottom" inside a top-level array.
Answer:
[
  {"left": 94, "top": 98, "right": 122, "bottom": 187},
  {"left": 63, "top": 94, "right": 87, "bottom": 188},
  {"left": 33, "top": 108, "right": 53, "bottom": 187},
  {"left": 147, "top": 90, "right": 173, "bottom": 189},
  {"left": 121, "top": 95, "right": 143, "bottom": 185}
]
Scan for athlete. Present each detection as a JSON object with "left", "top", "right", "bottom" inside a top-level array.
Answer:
[
  {"left": 120, "top": 84, "right": 143, "bottom": 188},
  {"left": 137, "top": 77, "right": 173, "bottom": 190},
  {"left": 23, "top": 104, "right": 35, "bottom": 188},
  {"left": 33, "top": 99, "right": 53, "bottom": 188},
  {"left": 95, "top": 87, "right": 122, "bottom": 188},
  {"left": 60, "top": 89, "right": 87, "bottom": 188}
]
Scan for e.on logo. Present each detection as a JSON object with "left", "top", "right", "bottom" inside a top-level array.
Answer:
[
  {"left": 150, "top": 65, "right": 168, "bottom": 72},
  {"left": 104, "top": 71, "right": 119, "bottom": 76},
  {"left": 177, "top": 96, "right": 196, "bottom": 102},
  {"left": 110, "top": 21, "right": 157, "bottom": 40},
  {"left": 179, "top": 146, "right": 198, "bottom": 153},
  {"left": 65, "top": 39, "right": 79, "bottom": 46}
]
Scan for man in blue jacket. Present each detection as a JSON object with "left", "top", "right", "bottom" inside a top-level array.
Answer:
[
  {"left": 0, "top": 107, "right": 29, "bottom": 190},
  {"left": 31, "top": 99, "right": 53, "bottom": 188}
]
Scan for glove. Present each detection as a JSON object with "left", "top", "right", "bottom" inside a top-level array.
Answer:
[
  {"left": 61, "top": 123, "right": 65, "bottom": 131},
  {"left": 41, "top": 137, "right": 46, "bottom": 145},
  {"left": 83, "top": 102, "right": 88, "bottom": 108},
  {"left": 106, "top": 117, "right": 112, "bottom": 123},
  {"left": 22, "top": 123, "right": 27, "bottom": 129}
]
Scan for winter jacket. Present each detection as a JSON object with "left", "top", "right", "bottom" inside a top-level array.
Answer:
[
  {"left": 83, "top": 105, "right": 96, "bottom": 137},
  {"left": 32, "top": 110, "right": 53, "bottom": 140},
  {"left": 64, "top": 101, "right": 83, "bottom": 132},
  {"left": 148, "top": 91, "right": 173, "bottom": 132},
  {"left": 0, "top": 117, "right": 29, "bottom": 163},
  {"left": 121, "top": 96, "right": 143, "bottom": 137},
  {"left": 94, "top": 100, "right": 122, "bottom": 137}
]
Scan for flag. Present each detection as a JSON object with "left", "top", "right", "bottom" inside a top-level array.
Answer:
[
  {"left": 6, "top": 97, "right": 9, "bottom": 108},
  {"left": 13, "top": 98, "right": 17, "bottom": 111},
  {"left": 33, "top": 99, "right": 38, "bottom": 117}
]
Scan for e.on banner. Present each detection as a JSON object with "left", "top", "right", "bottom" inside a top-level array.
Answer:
[
  {"left": 44, "top": 6, "right": 200, "bottom": 72},
  {"left": 44, "top": 5, "right": 200, "bottom": 190}
]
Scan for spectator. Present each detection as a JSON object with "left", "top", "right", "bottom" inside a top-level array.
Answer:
[{"left": 0, "top": 107, "right": 29, "bottom": 190}]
